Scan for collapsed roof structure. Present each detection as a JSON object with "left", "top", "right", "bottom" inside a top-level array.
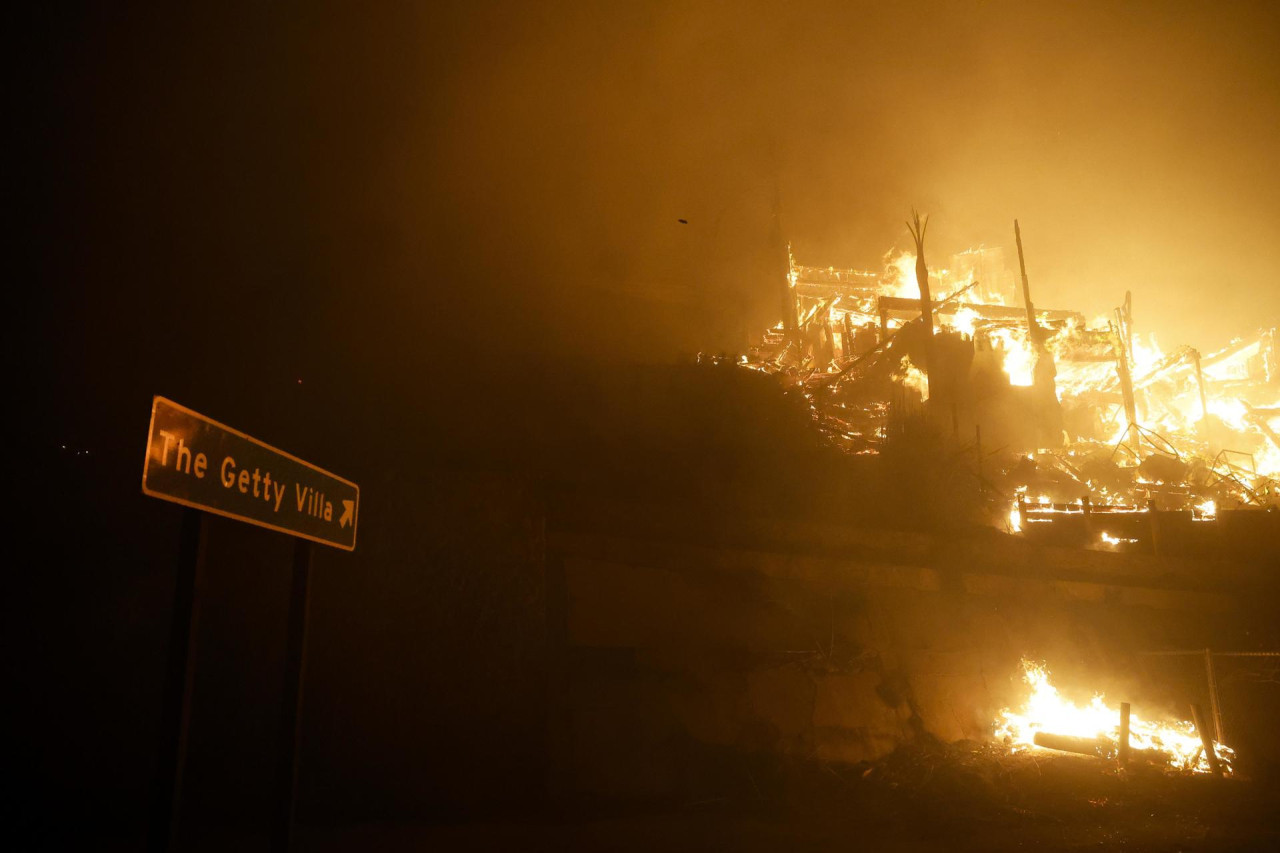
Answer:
[{"left": 739, "top": 216, "right": 1279, "bottom": 536}]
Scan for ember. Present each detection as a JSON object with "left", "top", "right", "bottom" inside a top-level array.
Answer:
[{"left": 996, "top": 660, "right": 1233, "bottom": 775}]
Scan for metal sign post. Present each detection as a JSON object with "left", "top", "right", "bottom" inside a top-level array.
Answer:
[
  {"left": 148, "top": 508, "right": 207, "bottom": 853},
  {"left": 274, "top": 538, "right": 312, "bottom": 853},
  {"left": 142, "top": 397, "right": 358, "bottom": 851}
]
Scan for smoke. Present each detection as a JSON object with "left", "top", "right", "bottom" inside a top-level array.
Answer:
[
  {"left": 367, "top": 0, "right": 1279, "bottom": 359},
  {"left": 28, "top": 0, "right": 1280, "bottom": 399}
]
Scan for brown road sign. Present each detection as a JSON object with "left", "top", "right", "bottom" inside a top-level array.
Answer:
[{"left": 142, "top": 396, "right": 359, "bottom": 550}]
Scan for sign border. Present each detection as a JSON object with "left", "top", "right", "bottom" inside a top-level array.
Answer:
[{"left": 142, "top": 395, "right": 359, "bottom": 551}]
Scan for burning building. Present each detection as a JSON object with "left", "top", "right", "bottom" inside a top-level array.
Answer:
[{"left": 738, "top": 216, "right": 1280, "bottom": 540}]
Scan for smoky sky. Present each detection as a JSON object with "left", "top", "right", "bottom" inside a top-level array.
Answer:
[
  {"left": 428, "top": 0, "right": 1280, "bottom": 353},
  {"left": 27, "top": 0, "right": 1280, "bottom": 399}
]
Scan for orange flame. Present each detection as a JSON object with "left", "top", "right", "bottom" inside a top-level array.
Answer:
[{"left": 996, "top": 660, "right": 1232, "bottom": 774}]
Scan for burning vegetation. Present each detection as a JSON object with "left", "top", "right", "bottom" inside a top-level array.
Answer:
[{"left": 736, "top": 214, "right": 1279, "bottom": 537}]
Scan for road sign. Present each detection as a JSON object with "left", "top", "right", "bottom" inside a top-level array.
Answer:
[{"left": 142, "top": 396, "right": 359, "bottom": 550}]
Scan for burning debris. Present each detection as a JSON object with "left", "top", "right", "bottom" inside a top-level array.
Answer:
[
  {"left": 996, "top": 660, "right": 1233, "bottom": 775},
  {"left": 735, "top": 215, "right": 1279, "bottom": 527}
]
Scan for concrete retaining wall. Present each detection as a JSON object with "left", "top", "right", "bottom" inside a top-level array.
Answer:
[{"left": 547, "top": 521, "right": 1266, "bottom": 802}]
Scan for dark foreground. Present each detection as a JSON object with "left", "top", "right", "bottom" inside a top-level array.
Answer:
[{"left": 185, "top": 744, "right": 1279, "bottom": 852}]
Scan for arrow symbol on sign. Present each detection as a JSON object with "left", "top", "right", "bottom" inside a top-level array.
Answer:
[{"left": 340, "top": 499, "right": 354, "bottom": 529}]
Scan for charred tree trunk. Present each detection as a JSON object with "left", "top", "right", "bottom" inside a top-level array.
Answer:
[
  {"left": 907, "top": 210, "right": 934, "bottom": 400},
  {"left": 1014, "top": 220, "right": 1063, "bottom": 446},
  {"left": 908, "top": 211, "right": 933, "bottom": 340}
]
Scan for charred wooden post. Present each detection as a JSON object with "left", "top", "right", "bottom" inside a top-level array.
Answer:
[
  {"left": 1118, "top": 702, "right": 1132, "bottom": 768},
  {"left": 1121, "top": 290, "right": 1135, "bottom": 361},
  {"left": 1191, "top": 348, "right": 1210, "bottom": 428},
  {"left": 1110, "top": 315, "right": 1140, "bottom": 450},
  {"left": 1204, "top": 648, "right": 1224, "bottom": 744},
  {"left": 1014, "top": 220, "right": 1062, "bottom": 444},
  {"left": 1015, "top": 219, "right": 1046, "bottom": 367},
  {"left": 1190, "top": 703, "right": 1223, "bottom": 776},
  {"left": 842, "top": 312, "right": 855, "bottom": 360},
  {"left": 782, "top": 244, "right": 799, "bottom": 342}
]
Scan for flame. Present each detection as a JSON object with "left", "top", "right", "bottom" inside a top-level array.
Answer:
[
  {"left": 1099, "top": 531, "right": 1139, "bottom": 547},
  {"left": 988, "top": 326, "right": 1036, "bottom": 386},
  {"left": 883, "top": 250, "right": 922, "bottom": 300},
  {"left": 1052, "top": 317, "right": 1280, "bottom": 484},
  {"left": 951, "top": 306, "right": 982, "bottom": 338},
  {"left": 1008, "top": 499, "right": 1022, "bottom": 533},
  {"left": 1129, "top": 332, "right": 1165, "bottom": 376},
  {"left": 1194, "top": 499, "right": 1217, "bottom": 521},
  {"left": 1008, "top": 493, "right": 1058, "bottom": 532},
  {"left": 751, "top": 241, "right": 1280, "bottom": 498},
  {"left": 996, "top": 660, "right": 1232, "bottom": 774},
  {"left": 898, "top": 361, "right": 929, "bottom": 401},
  {"left": 1207, "top": 397, "right": 1250, "bottom": 431}
]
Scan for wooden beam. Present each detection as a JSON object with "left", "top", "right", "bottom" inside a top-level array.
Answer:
[
  {"left": 1033, "top": 731, "right": 1103, "bottom": 757},
  {"left": 1190, "top": 703, "right": 1223, "bottom": 776},
  {"left": 1204, "top": 649, "right": 1224, "bottom": 744},
  {"left": 875, "top": 296, "right": 1083, "bottom": 324}
]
